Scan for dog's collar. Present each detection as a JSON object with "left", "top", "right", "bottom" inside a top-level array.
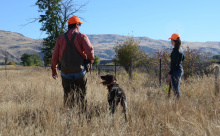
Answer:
[{"left": 107, "top": 81, "right": 116, "bottom": 87}]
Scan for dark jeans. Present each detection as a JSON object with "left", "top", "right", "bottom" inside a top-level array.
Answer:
[
  {"left": 171, "top": 69, "right": 183, "bottom": 98},
  {"left": 61, "top": 74, "right": 87, "bottom": 112}
]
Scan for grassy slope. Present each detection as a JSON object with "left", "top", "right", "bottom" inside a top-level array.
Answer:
[{"left": 0, "top": 67, "right": 219, "bottom": 135}]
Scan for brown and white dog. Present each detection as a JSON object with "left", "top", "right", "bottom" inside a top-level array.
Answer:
[{"left": 101, "top": 74, "right": 127, "bottom": 120}]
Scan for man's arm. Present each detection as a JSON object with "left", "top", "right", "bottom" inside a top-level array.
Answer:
[
  {"left": 81, "top": 34, "right": 95, "bottom": 63},
  {"left": 80, "top": 34, "right": 94, "bottom": 72},
  {"left": 51, "top": 38, "right": 60, "bottom": 79}
]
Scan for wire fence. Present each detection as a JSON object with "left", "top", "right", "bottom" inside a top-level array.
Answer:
[
  {"left": 94, "top": 63, "right": 124, "bottom": 79},
  {"left": 94, "top": 59, "right": 219, "bottom": 90},
  {"left": 95, "top": 60, "right": 163, "bottom": 85}
]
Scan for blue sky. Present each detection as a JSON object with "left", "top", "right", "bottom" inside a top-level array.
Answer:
[{"left": 0, "top": 0, "right": 219, "bottom": 42}]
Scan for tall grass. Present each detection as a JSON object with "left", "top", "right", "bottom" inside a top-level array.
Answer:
[{"left": 0, "top": 67, "right": 219, "bottom": 135}]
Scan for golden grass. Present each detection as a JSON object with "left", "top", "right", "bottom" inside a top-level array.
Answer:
[{"left": 0, "top": 67, "right": 219, "bottom": 135}]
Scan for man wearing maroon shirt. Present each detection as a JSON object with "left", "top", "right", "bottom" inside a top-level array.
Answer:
[{"left": 51, "top": 16, "right": 95, "bottom": 111}]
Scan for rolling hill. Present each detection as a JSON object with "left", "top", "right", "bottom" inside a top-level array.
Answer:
[
  {"left": 0, "top": 30, "right": 220, "bottom": 63},
  {"left": 0, "top": 30, "right": 42, "bottom": 62}
]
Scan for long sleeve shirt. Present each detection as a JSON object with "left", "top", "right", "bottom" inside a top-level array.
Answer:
[
  {"left": 169, "top": 48, "right": 184, "bottom": 75},
  {"left": 51, "top": 28, "right": 95, "bottom": 73}
]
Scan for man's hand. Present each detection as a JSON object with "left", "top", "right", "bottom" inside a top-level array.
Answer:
[{"left": 52, "top": 69, "right": 58, "bottom": 80}]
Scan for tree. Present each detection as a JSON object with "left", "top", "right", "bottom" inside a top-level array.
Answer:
[
  {"left": 31, "top": 53, "right": 42, "bottom": 66},
  {"left": 212, "top": 55, "right": 220, "bottom": 60},
  {"left": 21, "top": 53, "right": 32, "bottom": 65},
  {"left": 114, "top": 37, "right": 146, "bottom": 78},
  {"left": 93, "top": 55, "right": 100, "bottom": 66},
  {"left": 35, "top": 0, "right": 87, "bottom": 65},
  {"left": 20, "top": 53, "right": 42, "bottom": 66},
  {"left": 26, "top": 57, "right": 34, "bottom": 66}
]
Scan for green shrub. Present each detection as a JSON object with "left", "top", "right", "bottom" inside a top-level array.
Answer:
[
  {"left": 7, "top": 62, "right": 16, "bottom": 66},
  {"left": 20, "top": 53, "right": 42, "bottom": 66}
]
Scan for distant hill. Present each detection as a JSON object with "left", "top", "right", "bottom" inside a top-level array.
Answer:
[
  {"left": 88, "top": 34, "right": 220, "bottom": 59},
  {"left": 0, "top": 30, "right": 220, "bottom": 63},
  {"left": 0, "top": 30, "right": 42, "bottom": 62}
]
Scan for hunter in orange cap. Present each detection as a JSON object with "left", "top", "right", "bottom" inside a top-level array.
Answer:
[
  {"left": 166, "top": 33, "right": 184, "bottom": 100},
  {"left": 68, "top": 16, "right": 84, "bottom": 25},
  {"left": 51, "top": 15, "right": 94, "bottom": 111},
  {"left": 168, "top": 33, "right": 180, "bottom": 41}
]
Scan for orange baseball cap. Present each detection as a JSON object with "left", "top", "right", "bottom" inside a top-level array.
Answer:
[
  {"left": 169, "top": 33, "right": 180, "bottom": 40},
  {"left": 68, "top": 16, "right": 84, "bottom": 25}
]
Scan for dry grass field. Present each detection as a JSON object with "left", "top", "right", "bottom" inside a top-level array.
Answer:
[{"left": 0, "top": 66, "right": 219, "bottom": 136}]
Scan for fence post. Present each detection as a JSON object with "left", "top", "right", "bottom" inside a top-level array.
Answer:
[
  {"left": 215, "top": 66, "right": 219, "bottom": 96},
  {"left": 115, "top": 62, "right": 117, "bottom": 78},
  {"left": 159, "top": 58, "right": 161, "bottom": 86}
]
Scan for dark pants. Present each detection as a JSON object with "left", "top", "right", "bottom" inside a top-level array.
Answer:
[
  {"left": 171, "top": 69, "right": 183, "bottom": 98},
  {"left": 61, "top": 74, "right": 87, "bottom": 112}
]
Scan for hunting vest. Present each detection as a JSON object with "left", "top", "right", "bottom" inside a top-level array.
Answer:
[{"left": 61, "top": 32, "right": 84, "bottom": 73}]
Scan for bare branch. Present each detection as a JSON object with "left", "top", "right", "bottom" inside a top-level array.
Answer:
[
  {"left": 60, "top": 0, "right": 88, "bottom": 30},
  {"left": 66, "top": 2, "right": 88, "bottom": 18},
  {"left": 20, "top": 17, "right": 40, "bottom": 28}
]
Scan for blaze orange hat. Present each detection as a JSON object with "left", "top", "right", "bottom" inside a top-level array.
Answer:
[
  {"left": 169, "top": 33, "right": 180, "bottom": 40},
  {"left": 68, "top": 16, "right": 84, "bottom": 25}
]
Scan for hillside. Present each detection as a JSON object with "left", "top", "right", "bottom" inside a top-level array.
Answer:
[
  {"left": 0, "top": 30, "right": 42, "bottom": 62},
  {"left": 0, "top": 30, "right": 220, "bottom": 62},
  {"left": 88, "top": 34, "right": 220, "bottom": 59}
]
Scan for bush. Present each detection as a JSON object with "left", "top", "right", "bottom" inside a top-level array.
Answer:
[
  {"left": 20, "top": 53, "right": 42, "bottom": 66},
  {"left": 212, "top": 55, "right": 220, "bottom": 60},
  {"left": 114, "top": 37, "right": 147, "bottom": 78},
  {"left": 7, "top": 62, "right": 16, "bottom": 66},
  {"left": 93, "top": 55, "right": 100, "bottom": 66},
  {"left": 182, "top": 47, "right": 213, "bottom": 78},
  {"left": 150, "top": 46, "right": 213, "bottom": 79}
]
